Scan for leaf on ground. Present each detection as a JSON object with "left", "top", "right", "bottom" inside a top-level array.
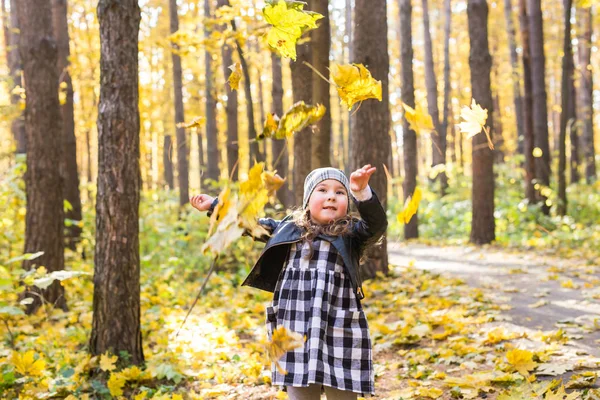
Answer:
[
  {"left": 506, "top": 349, "right": 538, "bottom": 376},
  {"left": 565, "top": 371, "right": 598, "bottom": 389},
  {"left": 12, "top": 350, "right": 45, "bottom": 377},
  {"left": 331, "top": 63, "right": 382, "bottom": 110},
  {"left": 545, "top": 385, "right": 581, "bottom": 400},
  {"left": 263, "top": 0, "right": 323, "bottom": 60},
  {"left": 266, "top": 325, "right": 306, "bottom": 375},
  {"left": 99, "top": 353, "right": 118, "bottom": 372},
  {"left": 535, "top": 363, "right": 572, "bottom": 376}
]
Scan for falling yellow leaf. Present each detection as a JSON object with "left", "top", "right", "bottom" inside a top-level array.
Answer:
[
  {"left": 331, "top": 63, "right": 382, "bottom": 110},
  {"left": 227, "top": 62, "right": 242, "bottom": 91},
  {"left": 262, "top": 113, "right": 280, "bottom": 139},
  {"left": 208, "top": 187, "right": 232, "bottom": 237},
  {"left": 402, "top": 102, "right": 435, "bottom": 135},
  {"left": 506, "top": 349, "right": 537, "bottom": 376},
  {"left": 99, "top": 353, "right": 118, "bottom": 372},
  {"left": 176, "top": 116, "right": 206, "bottom": 129},
  {"left": 271, "top": 101, "right": 325, "bottom": 140},
  {"left": 12, "top": 351, "right": 46, "bottom": 377},
  {"left": 263, "top": 0, "right": 323, "bottom": 60},
  {"left": 458, "top": 99, "right": 494, "bottom": 149},
  {"left": 239, "top": 162, "right": 271, "bottom": 238},
  {"left": 397, "top": 187, "right": 422, "bottom": 224},
  {"left": 262, "top": 170, "right": 286, "bottom": 197},
  {"left": 266, "top": 325, "right": 306, "bottom": 375},
  {"left": 201, "top": 194, "right": 244, "bottom": 255}
]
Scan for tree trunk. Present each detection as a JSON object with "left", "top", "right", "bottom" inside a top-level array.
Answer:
[
  {"left": 218, "top": 0, "right": 238, "bottom": 181},
  {"left": 90, "top": 0, "right": 143, "bottom": 365},
  {"left": 232, "top": 21, "right": 262, "bottom": 165},
  {"left": 528, "top": 0, "right": 551, "bottom": 213},
  {"left": 467, "top": 0, "right": 495, "bottom": 244},
  {"left": 16, "top": 0, "right": 67, "bottom": 313},
  {"left": 204, "top": 0, "right": 219, "bottom": 182},
  {"left": 577, "top": 7, "right": 595, "bottom": 183},
  {"left": 163, "top": 135, "right": 174, "bottom": 189},
  {"left": 503, "top": 0, "right": 525, "bottom": 157},
  {"left": 291, "top": 42, "right": 313, "bottom": 206},
  {"left": 345, "top": 0, "right": 353, "bottom": 175},
  {"left": 270, "top": 53, "right": 290, "bottom": 208},
  {"left": 399, "top": 0, "right": 418, "bottom": 240},
  {"left": 6, "top": 0, "right": 26, "bottom": 154},
  {"left": 311, "top": 0, "right": 331, "bottom": 168},
  {"left": 519, "top": 0, "right": 536, "bottom": 202},
  {"left": 422, "top": 0, "right": 446, "bottom": 195},
  {"left": 441, "top": 0, "right": 452, "bottom": 193},
  {"left": 557, "top": 0, "right": 575, "bottom": 215},
  {"left": 352, "top": 0, "right": 390, "bottom": 278},
  {"left": 169, "top": 0, "right": 189, "bottom": 206},
  {"left": 52, "top": 0, "right": 83, "bottom": 250}
]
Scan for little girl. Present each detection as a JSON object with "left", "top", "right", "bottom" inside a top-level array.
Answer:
[{"left": 190, "top": 165, "right": 388, "bottom": 400}]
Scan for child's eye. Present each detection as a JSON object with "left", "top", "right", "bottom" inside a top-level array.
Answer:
[
  {"left": 337, "top": 191, "right": 345, "bottom": 195},
  {"left": 318, "top": 188, "right": 326, "bottom": 192}
]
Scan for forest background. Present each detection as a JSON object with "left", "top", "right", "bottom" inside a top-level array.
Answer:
[{"left": 0, "top": 0, "right": 599, "bottom": 398}]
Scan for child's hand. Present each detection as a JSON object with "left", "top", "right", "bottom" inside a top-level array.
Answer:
[
  {"left": 190, "top": 194, "right": 215, "bottom": 212},
  {"left": 350, "top": 164, "right": 376, "bottom": 192}
]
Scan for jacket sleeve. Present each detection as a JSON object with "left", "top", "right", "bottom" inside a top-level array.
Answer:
[
  {"left": 351, "top": 188, "right": 388, "bottom": 248},
  {"left": 207, "top": 197, "right": 281, "bottom": 243}
]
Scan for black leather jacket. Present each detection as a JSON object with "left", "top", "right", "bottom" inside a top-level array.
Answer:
[{"left": 208, "top": 189, "right": 388, "bottom": 300}]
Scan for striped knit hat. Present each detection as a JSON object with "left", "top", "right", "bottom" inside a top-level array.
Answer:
[{"left": 302, "top": 167, "right": 351, "bottom": 209}]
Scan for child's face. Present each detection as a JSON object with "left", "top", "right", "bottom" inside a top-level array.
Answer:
[{"left": 308, "top": 179, "right": 349, "bottom": 225}]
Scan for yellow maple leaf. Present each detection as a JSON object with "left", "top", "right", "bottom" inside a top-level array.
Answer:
[
  {"left": 12, "top": 350, "right": 46, "bottom": 377},
  {"left": 227, "top": 62, "right": 242, "bottom": 91},
  {"left": 99, "top": 353, "right": 118, "bottom": 372},
  {"left": 176, "top": 116, "right": 206, "bottom": 129},
  {"left": 262, "top": 170, "right": 286, "bottom": 197},
  {"left": 261, "top": 113, "right": 280, "bottom": 139},
  {"left": 107, "top": 372, "right": 126, "bottom": 397},
  {"left": 263, "top": 0, "right": 323, "bottom": 60},
  {"left": 266, "top": 325, "right": 306, "bottom": 375},
  {"left": 506, "top": 349, "right": 537, "bottom": 376},
  {"left": 545, "top": 385, "right": 581, "bottom": 400},
  {"left": 331, "top": 63, "right": 382, "bottom": 110},
  {"left": 402, "top": 102, "right": 435, "bottom": 135},
  {"left": 276, "top": 101, "right": 325, "bottom": 139},
  {"left": 134, "top": 391, "right": 148, "bottom": 400},
  {"left": 120, "top": 365, "right": 144, "bottom": 381},
  {"left": 458, "top": 99, "right": 494, "bottom": 149},
  {"left": 397, "top": 187, "right": 422, "bottom": 224}
]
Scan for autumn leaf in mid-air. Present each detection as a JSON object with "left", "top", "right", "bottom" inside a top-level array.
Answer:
[
  {"left": 263, "top": 0, "right": 323, "bottom": 60},
  {"left": 506, "top": 349, "right": 537, "bottom": 376},
  {"left": 262, "top": 170, "right": 286, "bottom": 197},
  {"left": 266, "top": 325, "right": 306, "bottom": 375},
  {"left": 201, "top": 194, "right": 244, "bottom": 255},
  {"left": 402, "top": 102, "right": 435, "bottom": 135},
  {"left": 262, "top": 101, "right": 325, "bottom": 140},
  {"left": 227, "top": 62, "right": 242, "bottom": 91},
  {"left": 397, "top": 187, "right": 422, "bottom": 224},
  {"left": 331, "top": 63, "right": 382, "bottom": 110},
  {"left": 176, "top": 116, "right": 206, "bottom": 129},
  {"left": 458, "top": 99, "right": 494, "bottom": 149},
  {"left": 262, "top": 113, "right": 280, "bottom": 139},
  {"left": 239, "top": 163, "right": 271, "bottom": 238}
]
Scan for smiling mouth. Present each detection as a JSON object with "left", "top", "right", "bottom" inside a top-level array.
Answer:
[{"left": 323, "top": 206, "right": 337, "bottom": 211}]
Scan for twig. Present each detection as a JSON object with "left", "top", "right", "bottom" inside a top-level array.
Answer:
[{"left": 1, "top": 317, "right": 15, "bottom": 348}]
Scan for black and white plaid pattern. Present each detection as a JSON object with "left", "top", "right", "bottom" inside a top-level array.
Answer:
[
  {"left": 302, "top": 168, "right": 351, "bottom": 209},
  {"left": 265, "top": 238, "right": 375, "bottom": 397}
]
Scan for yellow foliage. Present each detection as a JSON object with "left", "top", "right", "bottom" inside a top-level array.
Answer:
[
  {"left": 331, "top": 63, "right": 382, "bottom": 110},
  {"left": 107, "top": 372, "right": 126, "bottom": 397},
  {"left": 397, "top": 187, "right": 422, "bottom": 224},
  {"left": 99, "top": 352, "right": 118, "bottom": 372},
  {"left": 402, "top": 102, "right": 435, "bottom": 135},
  {"left": 458, "top": 99, "right": 488, "bottom": 138},
  {"left": 263, "top": 0, "right": 323, "bottom": 60},
  {"left": 267, "top": 325, "right": 306, "bottom": 375},
  {"left": 12, "top": 351, "right": 46, "bottom": 377},
  {"left": 506, "top": 349, "right": 537, "bottom": 376},
  {"left": 227, "top": 62, "right": 242, "bottom": 91},
  {"left": 176, "top": 116, "right": 206, "bottom": 129}
]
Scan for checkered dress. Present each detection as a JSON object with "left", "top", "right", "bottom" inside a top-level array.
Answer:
[{"left": 265, "top": 238, "right": 375, "bottom": 397}]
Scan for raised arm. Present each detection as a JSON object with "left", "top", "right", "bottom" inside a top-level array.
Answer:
[{"left": 349, "top": 165, "right": 388, "bottom": 247}]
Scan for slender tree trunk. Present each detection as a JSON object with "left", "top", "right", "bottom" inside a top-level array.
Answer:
[
  {"left": 441, "top": 0, "right": 452, "bottom": 193},
  {"left": 164, "top": 135, "right": 174, "bottom": 189},
  {"left": 16, "top": 0, "right": 67, "bottom": 313},
  {"left": 218, "top": 0, "right": 238, "bottom": 181},
  {"left": 422, "top": 0, "right": 446, "bottom": 195},
  {"left": 271, "top": 53, "right": 290, "bottom": 207},
  {"left": 311, "top": 0, "right": 331, "bottom": 168},
  {"left": 493, "top": 92, "right": 505, "bottom": 163},
  {"left": 52, "top": 0, "right": 83, "bottom": 250},
  {"left": 503, "top": 0, "right": 525, "bottom": 157},
  {"left": 169, "top": 0, "right": 189, "bottom": 206},
  {"left": 528, "top": 0, "right": 551, "bottom": 213},
  {"left": 345, "top": 0, "right": 353, "bottom": 175},
  {"left": 204, "top": 0, "right": 219, "bottom": 182},
  {"left": 291, "top": 42, "right": 313, "bottom": 206},
  {"left": 467, "top": 0, "right": 495, "bottom": 244},
  {"left": 6, "top": 0, "right": 26, "bottom": 154},
  {"left": 90, "top": 0, "right": 143, "bottom": 364},
  {"left": 399, "top": 0, "right": 418, "bottom": 239},
  {"left": 352, "top": 0, "right": 390, "bottom": 279},
  {"left": 519, "top": 0, "right": 536, "bottom": 202},
  {"left": 577, "top": 7, "right": 596, "bottom": 183},
  {"left": 558, "top": 0, "right": 575, "bottom": 215}
]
